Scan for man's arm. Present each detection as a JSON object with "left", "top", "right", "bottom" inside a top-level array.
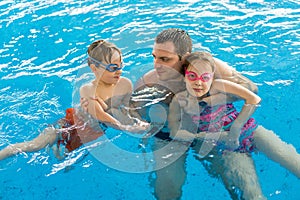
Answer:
[
  {"left": 202, "top": 58, "right": 258, "bottom": 105},
  {"left": 214, "top": 58, "right": 258, "bottom": 93}
]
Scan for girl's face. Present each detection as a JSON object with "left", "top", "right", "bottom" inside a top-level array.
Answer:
[
  {"left": 185, "top": 60, "right": 214, "bottom": 98},
  {"left": 93, "top": 50, "right": 123, "bottom": 85}
]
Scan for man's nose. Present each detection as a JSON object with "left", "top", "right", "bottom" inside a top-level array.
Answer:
[{"left": 154, "top": 62, "right": 162, "bottom": 69}]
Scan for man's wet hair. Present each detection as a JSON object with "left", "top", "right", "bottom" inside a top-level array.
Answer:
[{"left": 155, "top": 28, "right": 192, "bottom": 59}]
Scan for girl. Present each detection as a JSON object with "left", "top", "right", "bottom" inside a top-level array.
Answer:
[
  {"left": 168, "top": 51, "right": 300, "bottom": 178},
  {"left": 0, "top": 40, "right": 148, "bottom": 160}
]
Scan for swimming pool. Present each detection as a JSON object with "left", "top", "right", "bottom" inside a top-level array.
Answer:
[{"left": 0, "top": 0, "right": 299, "bottom": 199}]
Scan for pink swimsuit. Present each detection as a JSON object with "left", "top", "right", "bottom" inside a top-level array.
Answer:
[{"left": 192, "top": 103, "right": 257, "bottom": 153}]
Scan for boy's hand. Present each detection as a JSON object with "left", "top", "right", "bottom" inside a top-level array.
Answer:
[{"left": 80, "top": 97, "right": 89, "bottom": 112}]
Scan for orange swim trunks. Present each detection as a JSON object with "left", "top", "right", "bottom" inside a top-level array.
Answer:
[{"left": 58, "top": 108, "right": 104, "bottom": 152}]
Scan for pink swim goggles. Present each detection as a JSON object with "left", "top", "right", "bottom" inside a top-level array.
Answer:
[{"left": 185, "top": 70, "right": 213, "bottom": 82}]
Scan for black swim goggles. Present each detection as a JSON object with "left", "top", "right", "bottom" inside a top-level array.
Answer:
[{"left": 88, "top": 56, "right": 123, "bottom": 72}]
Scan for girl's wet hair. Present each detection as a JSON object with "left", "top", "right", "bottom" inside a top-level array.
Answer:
[
  {"left": 155, "top": 28, "right": 192, "bottom": 58},
  {"left": 183, "top": 52, "right": 216, "bottom": 72},
  {"left": 87, "top": 40, "right": 122, "bottom": 65}
]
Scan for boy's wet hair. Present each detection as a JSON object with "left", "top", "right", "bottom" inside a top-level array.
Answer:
[
  {"left": 183, "top": 52, "right": 216, "bottom": 72},
  {"left": 155, "top": 28, "right": 192, "bottom": 58},
  {"left": 87, "top": 40, "right": 122, "bottom": 65}
]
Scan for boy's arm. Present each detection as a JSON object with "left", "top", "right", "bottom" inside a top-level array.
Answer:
[
  {"left": 80, "top": 80, "right": 149, "bottom": 133},
  {"left": 80, "top": 84, "right": 121, "bottom": 126},
  {"left": 129, "top": 71, "right": 158, "bottom": 121},
  {"left": 119, "top": 77, "right": 133, "bottom": 107}
]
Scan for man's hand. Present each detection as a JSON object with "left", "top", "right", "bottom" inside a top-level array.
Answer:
[{"left": 119, "top": 122, "right": 151, "bottom": 134}]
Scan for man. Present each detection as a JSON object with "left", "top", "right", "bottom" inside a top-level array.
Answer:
[{"left": 131, "top": 28, "right": 265, "bottom": 200}]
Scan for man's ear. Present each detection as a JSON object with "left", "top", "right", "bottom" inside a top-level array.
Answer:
[{"left": 182, "top": 52, "right": 191, "bottom": 62}]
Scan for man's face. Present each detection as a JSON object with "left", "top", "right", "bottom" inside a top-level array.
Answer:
[{"left": 152, "top": 41, "right": 183, "bottom": 81}]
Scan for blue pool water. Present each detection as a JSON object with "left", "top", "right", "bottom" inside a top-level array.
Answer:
[{"left": 0, "top": 0, "right": 299, "bottom": 199}]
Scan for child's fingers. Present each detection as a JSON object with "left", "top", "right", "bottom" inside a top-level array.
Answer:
[
  {"left": 80, "top": 97, "right": 89, "bottom": 112},
  {"left": 90, "top": 96, "right": 108, "bottom": 110}
]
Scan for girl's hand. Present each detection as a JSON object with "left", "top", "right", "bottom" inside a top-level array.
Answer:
[
  {"left": 176, "top": 93, "right": 201, "bottom": 116},
  {"left": 226, "top": 126, "right": 241, "bottom": 150}
]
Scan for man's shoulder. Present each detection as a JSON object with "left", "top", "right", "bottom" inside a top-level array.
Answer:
[
  {"left": 175, "top": 90, "right": 188, "bottom": 97},
  {"left": 134, "top": 70, "right": 158, "bottom": 89},
  {"left": 142, "top": 70, "right": 159, "bottom": 85}
]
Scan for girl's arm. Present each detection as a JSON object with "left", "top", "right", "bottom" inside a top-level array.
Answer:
[
  {"left": 168, "top": 94, "right": 229, "bottom": 143},
  {"left": 168, "top": 96, "right": 184, "bottom": 139},
  {"left": 168, "top": 93, "right": 197, "bottom": 142},
  {"left": 202, "top": 58, "right": 258, "bottom": 105},
  {"left": 212, "top": 79, "right": 261, "bottom": 149}
]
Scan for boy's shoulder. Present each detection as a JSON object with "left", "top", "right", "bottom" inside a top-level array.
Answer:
[
  {"left": 118, "top": 77, "right": 133, "bottom": 87},
  {"left": 80, "top": 82, "right": 95, "bottom": 90},
  {"left": 119, "top": 76, "right": 132, "bottom": 84},
  {"left": 116, "top": 77, "right": 133, "bottom": 92},
  {"left": 80, "top": 82, "right": 95, "bottom": 97}
]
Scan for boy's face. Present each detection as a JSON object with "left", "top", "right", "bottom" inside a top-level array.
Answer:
[
  {"left": 152, "top": 41, "right": 183, "bottom": 81},
  {"left": 93, "top": 51, "right": 123, "bottom": 85}
]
